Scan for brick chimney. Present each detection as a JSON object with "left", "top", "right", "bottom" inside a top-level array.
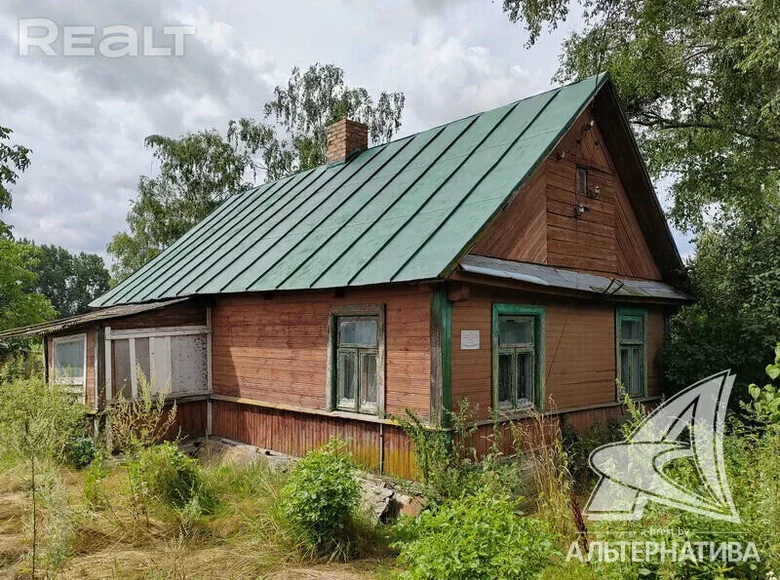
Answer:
[{"left": 326, "top": 118, "right": 368, "bottom": 164}]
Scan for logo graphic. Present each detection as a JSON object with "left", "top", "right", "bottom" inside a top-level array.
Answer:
[{"left": 584, "top": 371, "right": 740, "bottom": 523}]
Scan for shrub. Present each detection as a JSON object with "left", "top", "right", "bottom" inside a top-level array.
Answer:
[
  {"left": 278, "top": 439, "right": 360, "bottom": 554},
  {"left": 65, "top": 437, "right": 96, "bottom": 469},
  {"left": 394, "top": 491, "right": 559, "bottom": 579},
  {"left": 127, "top": 442, "right": 214, "bottom": 516},
  {"left": 746, "top": 343, "right": 780, "bottom": 423}
]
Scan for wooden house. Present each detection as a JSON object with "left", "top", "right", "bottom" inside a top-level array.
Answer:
[{"left": 0, "top": 75, "right": 691, "bottom": 478}]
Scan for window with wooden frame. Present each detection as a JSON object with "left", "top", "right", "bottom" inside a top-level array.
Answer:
[
  {"left": 616, "top": 308, "right": 647, "bottom": 398},
  {"left": 52, "top": 334, "right": 87, "bottom": 401},
  {"left": 328, "top": 305, "right": 385, "bottom": 416},
  {"left": 106, "top": 325, "right": 211, "bottom": 400},
  {"left": 492, "top": 305, "right": 544, "bottom": 412},
  {"left": 576, "top": 165, "right": 588, "bottom": 196}
]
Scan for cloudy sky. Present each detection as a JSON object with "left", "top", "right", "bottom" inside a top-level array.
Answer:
[{"left": 0, "top": 0, "right": 692, "bottom": 261}]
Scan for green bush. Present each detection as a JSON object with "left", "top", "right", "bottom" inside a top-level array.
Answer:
[
  {"left": 0, "top": 376, "right": 87, "bottom": 463},
  {"left": 65, "top": 437, "right": 96, "bottom": 469},
  {"left": 278, "top": 440, "right": 360, "bottom": 554},
  {"left": 127, "top": 442, "right": 214, "bottom": 515},
  {"left": 394, "top": 491, "right": 559, "bottom": 579}
]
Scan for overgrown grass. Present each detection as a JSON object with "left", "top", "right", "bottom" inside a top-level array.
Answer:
[
  {"left": 4, "top": 351, "right": 780, "bottom": 578},
  {"left": 0, "top": 449, "right": 394, "bottom": 578}
]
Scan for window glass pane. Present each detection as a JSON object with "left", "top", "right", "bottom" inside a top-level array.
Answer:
[
  {"left": 171, "top": 335, "right": 209, "bottom": 394},
  {"left": 516, "top": 352, "right": 534, "bottom": 404},
  {"left": 577, "top": 167, "right": 588, "bottom": 195},
  {"left": 498, "top": 316, "right": 534, "bottom": 346},
  {"left": 620, "top": 346, "right": 644, "bottom": 396},
  {"left": 360, "top": 351, "right": 378, "bottom": 410},
  {"left": 337, "top": 350, "right": 357, "bottom": 407},
  {"left": 338, "top": 318, "right": 377, "bottom": 346},
  {"left": 497, "top": 352, "right": 514, "bottom": 408},
  {"left": 630, "top": 346, "right": 644, "bottom": 396},
  {"left": 134, "top": 338, "right": 151, "bottom": 389},
  {"left": 113, "top": 339, "right": 132, "bottom": 399},
  {"left": 54, "top": 337, "right": 85, "bottom": 383},
  {"left": 620, "top": 318, "right": 643, "bottom": 342}
]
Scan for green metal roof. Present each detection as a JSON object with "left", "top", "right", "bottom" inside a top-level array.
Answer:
[{"left": 92, "top": 75, "right": 607, "bottom": 307}]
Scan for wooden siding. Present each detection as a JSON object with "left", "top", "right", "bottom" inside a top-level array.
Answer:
[
  {"left": 165, "top": 399, "right": 209, "bottom": 441},
  {"left": 471, "top": 107, "right": 664, "bottom": 281},
  {"left": 471, "top": 168, "right": 547, "bottom": 263},
  {"left": 109, "top": 300, "right": 207, "bottom": 330},
  {"left": 211, "top": 400, "right": 416, "bottom": 479},
  {"left": 211, "top": 286, "right": 432, "bottom": 420},
  {"left": 450, "top": 284, "right": 667, "bottom": 420},
  {"left": 616, "top": 181, "right": 663, "bottom": 279}
]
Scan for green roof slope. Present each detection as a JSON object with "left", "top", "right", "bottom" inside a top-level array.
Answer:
[{"left": 92, "top": 75, "right": 606, "bottom": 307}]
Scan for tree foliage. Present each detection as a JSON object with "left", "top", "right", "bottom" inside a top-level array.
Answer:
[
  {"left": 663, "top": 209, "right": 780, "bottom": 395},
  {"left": 108, "top": 63, "right": 404, "bottom": 281},
  {"left": 21, "top": 242, "right": 110, "bottom": 317},
  {"left": 255, "top": 63, "right": 405, "bottom": 180},
  {"left": 502, "top": 0, "right": 780, "bottom": 231},
  {"left": 0, "top": 125, "right": 31, "bottom": 238},
  {"left": 0, "top": 239, "right": 56, "bottom": 352}
]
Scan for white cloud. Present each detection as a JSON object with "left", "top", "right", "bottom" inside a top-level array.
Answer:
[{"left": 0, "top": 0, "right": 578, "bottom": 259}]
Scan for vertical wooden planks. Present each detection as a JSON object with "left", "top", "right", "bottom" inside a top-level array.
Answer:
[{"left": 210, "top": 400, "right": 417, "bottom": 479}]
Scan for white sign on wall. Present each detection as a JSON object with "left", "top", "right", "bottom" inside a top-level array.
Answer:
[{"left": 460, "top": 330, "right": 480, "bottom": 350}]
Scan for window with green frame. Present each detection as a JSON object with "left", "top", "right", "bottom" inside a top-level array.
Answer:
[
  {"left": 616, "top": 309, "right": 647, "bottom": 398},
  {"left": 492, "top": 304, "right": 544, "bottom": 411},
  {"left": 328, "top": 304, "right": 385, "bottom": 416}
]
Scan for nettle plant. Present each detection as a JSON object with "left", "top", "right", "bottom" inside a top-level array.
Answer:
[{"left": 747, "top": 344, "right": 780, "bottom": 423}]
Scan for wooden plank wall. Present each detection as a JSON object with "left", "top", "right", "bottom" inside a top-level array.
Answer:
[
  {"left": 545, "top": 110, "right": 619, "bottom": 275},
  {"left": 471, "top": 107, "right": 664, "bottom": 282},
  {"left": 211, "top": 285, "right": 432, "bottom": 419},
  {"left": 616, "top": 182, "right": 663, "bottom": 280},
  {"left": 450, "top": 284, "right": 667, "bottom": 420},
  {"left": 110, "top": 301, "right": 207, "bottom": 330},
  {"left": 471, "top": 168, "right": 547, "bottom": 263},
  {"left": 211, "top": 400, "right": 416, "bottom": 479},
  {"left": 164, "top": 399, "right": 209, "bottom": 441}
]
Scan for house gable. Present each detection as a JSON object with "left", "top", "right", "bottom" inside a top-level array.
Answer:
[{"left": 471, "top": 98, "right": 671, "bottom": 282}]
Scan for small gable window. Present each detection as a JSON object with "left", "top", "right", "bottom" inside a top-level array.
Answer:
[
  {"left": 616, "top": 309, "right": 647, "bottom": 398},
  {"left": 492, "top": 304, "right": 544, "bottom": 412},
  {"left": 329, "top": 305, "right": 385, "bottom": 415},
  {"left": 576, "top": 166, "right": 588, "bottom": 196}
]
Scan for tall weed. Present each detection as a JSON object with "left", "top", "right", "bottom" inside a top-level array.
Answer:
[{"left": 106, "top": 365, "right": 176, "bottom": 454}]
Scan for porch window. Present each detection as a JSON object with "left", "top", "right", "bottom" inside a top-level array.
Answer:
[
  {"left": 492, "top": 305, "right": 544, "bottom": 411},
  {"left": 107, "top": 326, "right": 210, "bottom": 400},
  {"left": 329, "top": 305, "right": 385, "bottom": 416},
  {"left": 52, "top": 334, "right": 87, "bottom": 401},
  {"left": 616, "top": 309, "right": 646, "bottom": 398}
]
